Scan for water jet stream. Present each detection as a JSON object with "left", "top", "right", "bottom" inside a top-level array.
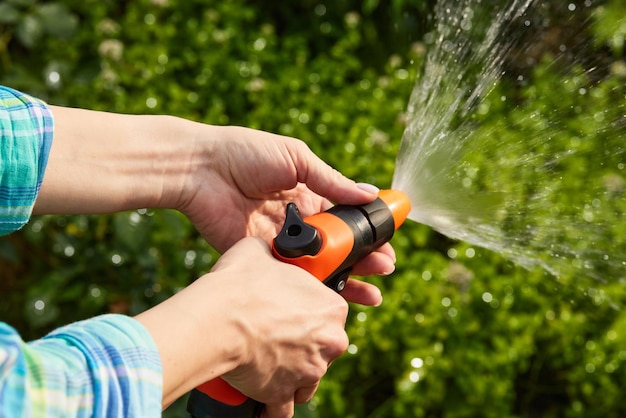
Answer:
[{"left": 392, "top": 0, "right": 626, "bottom": 283}]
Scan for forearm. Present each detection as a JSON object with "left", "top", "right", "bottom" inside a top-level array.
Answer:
[{"left": 34, "top": 106, "right": 209, "bottom": 215}]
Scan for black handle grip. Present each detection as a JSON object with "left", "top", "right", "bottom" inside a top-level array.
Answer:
[{"left": 187, "top": 388, "right": 264, "bottom": 418}]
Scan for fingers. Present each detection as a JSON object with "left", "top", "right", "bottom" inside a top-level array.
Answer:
[
  {"left": 260, "top": 383, "right": 321, "bottom": 418},
  {"left": 340, "top": 280, "right": 383, "bottom": 306},
  {"left": 351, "top": 243, "right": 396, "bottom": 276},
  {"left": 260, "top": 383, "right": 319, "bottom": 418},
  {"left": 263, "top": 401, "right": 295, "bottom": 418},
  {"left": 294, "top": 383, "right": 319, "bottom": 404},
  {"left": 340, "top": 243, "right": 397, "bottom": 306}
]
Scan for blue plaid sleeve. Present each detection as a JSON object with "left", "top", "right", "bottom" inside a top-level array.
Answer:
[
  {"left": 0, "top": 315, "right": 163, "bottom": 417},
  {"left": 0, "top": 85, "right": 54, "bottom": 236}
]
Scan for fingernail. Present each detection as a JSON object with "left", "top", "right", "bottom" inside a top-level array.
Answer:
[
  {"left": 356, "top": 183, "right": 380, "bottom": 194},
  {"left": 381, "top": 265, "right": 396, "bottom": 276}
]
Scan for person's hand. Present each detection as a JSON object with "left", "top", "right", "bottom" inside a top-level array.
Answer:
[
  {"left": 178, "top": 125, "right": 396, "bottom": 305},
  {"left": 136, "top": 238, "right": 350, "bottom": 416},
  {"left": 214, "top": 238, "right": 348, "bottom": 418}
]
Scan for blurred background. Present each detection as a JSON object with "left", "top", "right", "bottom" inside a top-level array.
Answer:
[{"left": 1, "top": 0, "right": 625, "bottom": 417}]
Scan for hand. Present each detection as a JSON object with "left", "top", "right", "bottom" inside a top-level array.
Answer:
[
  {"left": 178, "top": 125, "right": 396, "bottom": 305},
  {"left": 136, "top": 238, "right": 350, "bottom": 416},
  {"left": 179, "top": 125, "right": 373, "bottom": 249},
  {"left": 215, "top": 238, "right": 348, "bottom": 418}
]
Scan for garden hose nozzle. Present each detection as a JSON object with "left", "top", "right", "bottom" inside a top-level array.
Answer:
[{"left": 186, "top": 189, "right": 411, "bottom": 418}]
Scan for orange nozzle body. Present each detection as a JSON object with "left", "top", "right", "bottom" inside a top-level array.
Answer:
[
  {"left": 272, "top": 188, "right": 411, "bottom": 292},
  {"left": 378, "top": 189, "right": 411, "bottom": 231}
]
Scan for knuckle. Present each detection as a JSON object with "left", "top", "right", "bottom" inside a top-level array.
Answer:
[
  {"left": 325, "top": 330, "right": 349, "bottom": 360},
  {"left": 337, "top": 330, "right": 350, "bottom": 353}
]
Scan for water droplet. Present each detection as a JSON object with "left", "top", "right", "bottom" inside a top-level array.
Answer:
[{"left": 593, "top": 112, "right": 606, "bottom": 122}]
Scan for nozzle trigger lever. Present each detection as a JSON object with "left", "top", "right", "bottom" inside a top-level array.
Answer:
[{"left": 273, "top": 203, "right": 322, "bottom": 258}]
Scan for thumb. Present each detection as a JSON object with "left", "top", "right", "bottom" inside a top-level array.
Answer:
[{"left": 292, "top": 143, "right": 380, "bottom": 205}]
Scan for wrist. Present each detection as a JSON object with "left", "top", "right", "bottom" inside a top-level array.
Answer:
[{"left": 135, "top": 272, "right": 246, "bottom": 405}]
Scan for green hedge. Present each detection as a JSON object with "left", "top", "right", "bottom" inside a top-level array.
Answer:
[{"left": 1, "top": 1, "right": 625, "bottom": 417}]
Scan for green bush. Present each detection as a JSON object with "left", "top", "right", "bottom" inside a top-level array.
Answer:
[{"left": 1, "top": 1, "right": 625, "bottom": 417}]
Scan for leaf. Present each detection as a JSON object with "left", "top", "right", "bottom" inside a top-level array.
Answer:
[
  {"left": 35, "top": 3, "right": 77, "bottom": 38},
  {"left": 0, "top": 3, "right": 21, "bottom": 24},
  {"left": 113, "top": 211, "right": 151, "bottom": 253},
  {"left": 362, "top": 0, "right": 380, "bottom": 15},
  {"left": 6, "top": 0, "right": 36, "bottom": 7},
  {"left": 15, "top": 13, "right": 42, "bottom": 48}
]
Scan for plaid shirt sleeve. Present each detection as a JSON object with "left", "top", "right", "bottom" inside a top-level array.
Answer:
[
  {"left": 0, "top": 85, "right": 53, "bottom": 236},
  {"left": 0, "top": 315, "right": 163, "bottom": 417}
]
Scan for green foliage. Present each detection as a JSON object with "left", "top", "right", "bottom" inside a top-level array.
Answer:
[
  {"left": 593, "top": 0, "right": 626, "bottom": 57},
  {"left": 0, "top": 0, "right": 77, "bottom": 50},
  {"left": 1, "top": 1, "right": 625, "bottom": 417}
]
